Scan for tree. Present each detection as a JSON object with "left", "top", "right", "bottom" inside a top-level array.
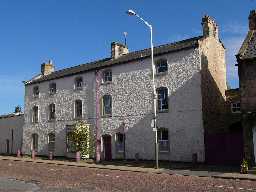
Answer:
[{"left": 68, "top": 121, "right": 91, "bottom": 159}]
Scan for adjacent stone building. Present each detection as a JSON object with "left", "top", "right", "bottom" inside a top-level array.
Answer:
[
  {"left": 237, "top": 10, "right": 256, "bottom": 165},
  {"left": 22, "top": 15, "right": 227, "bottom": 162},
  {"left": 0, "top": 107, "right": 24, "bottom": 155}
]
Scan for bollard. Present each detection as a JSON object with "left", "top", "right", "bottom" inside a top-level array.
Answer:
[
  {"left": 17, "top": 149, "right": 21, "bottom": 158},
  {"left": 32, "top": 150, "right": 36, "bottom": 160},
  {"left": 76, "top": 151, "right": 80, "bottom": 162},
  {"left": 49, "top": 151, "right": 53, "bottom": 160}
]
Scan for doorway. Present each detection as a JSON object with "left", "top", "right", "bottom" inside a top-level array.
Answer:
[
  {"left": 103, "top": 135, "right": 112, "bottom": 161},
  {"left": 6, "top": 139, "right": 9, "bottom": 154}
]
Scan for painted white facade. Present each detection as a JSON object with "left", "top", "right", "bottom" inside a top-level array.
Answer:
[{"left": 0, "top": 114, "right": 24, "bottom": 154}]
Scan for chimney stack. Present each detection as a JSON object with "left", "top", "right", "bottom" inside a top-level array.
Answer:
[
  {"left": 249, "top": 10, "right": 256, "bottom": 30},
  {"left": 41, "top": 60, "right": 54, "bottom": 76},
  {"left": 202, "top": 15, "right": 219, "bottom": 39},
  {"left": 111, "top": 42, "right": 129, "bottom": 59}
]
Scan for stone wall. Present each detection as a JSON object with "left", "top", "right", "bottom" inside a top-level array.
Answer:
[
  {"left": 0, "top": 114, "right": 24, "bottom": 154},
  {"left": 22, "top": 47, "right": 205, "bottom": 162}
]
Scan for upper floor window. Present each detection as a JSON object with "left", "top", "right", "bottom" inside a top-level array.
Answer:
[
  {"left": 158, "top": 129, "right": 169, "bottom": 152},
  {"left": 75, "top": 99, "right": 83, "bottom": 119},
  {"left": 32, "top": 106, "right": 39, "bottom": 123},
  {"left": 75, "top": 77, "right": 83, "bottom": 90},
  {"left": 155, "top": 59, "right": 168, "bottom": 74},
  {"left": 231, "top": 102, "right": 241, "bottom": 113},
  {"left": 157, "top": 87, "right": 169, "bottom": 112},
  {"left": 33, "top": 86, "right": 39, "bottom": 97},
  {"left": 49, "top": 83, "right": 56, "bottom": 95},
  {"left": 102, "top": 95, "right": 112, "bottom": 117},
  {"left": 102, "top": 70, "right": 112, "bottom": 83},
  {"left": 49, "top": 103, "right": 56, "bottom": 120}
]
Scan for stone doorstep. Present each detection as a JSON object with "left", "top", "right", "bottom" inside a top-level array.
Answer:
[{"left": 1, "top": 156, "right": 256, "bottom": 181}]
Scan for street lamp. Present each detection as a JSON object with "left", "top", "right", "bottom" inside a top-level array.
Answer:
[{"left": 126, "top": 9, "right": 159, "bottom": 169}]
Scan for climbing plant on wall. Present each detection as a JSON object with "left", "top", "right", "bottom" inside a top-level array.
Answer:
[{"left": 68, "top": 121, "right": 92, "bottom": 159}]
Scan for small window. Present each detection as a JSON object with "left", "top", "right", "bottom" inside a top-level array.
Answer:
[
  {"left": 158, "top": 129, "right": 169, "bottom": 152},
  {"left": 48, "top": 133, "right": 55, "bottom": 152},
  {"left": 32, "top": 106, "right": 39, "bottom": 123},
  {"left": 33, "top": 86, "right": 39, "bottom": 97},
  {"left": 75, "top": 100, "right": 82, "bottom": 119},
  {"left": 155, "top": 59, "right": 168, "bottom": 74},
  {"left": 32, "top": 133, "right": 39, "bottom": 151},
  {"left": 231, "top": 102, "right": 241, "bottom": 113},
  {"left": 49, "top": 103, "right": 56, "bottom": 120},
  {"left": 75, "top": 77, "right": 83, "bottom": 90},
  {"left": 102, "top": 70, "right": 112, "bottom": 83},
  {"left": 157, "top": 87, "right": 169, "bottom": 112},
  {"left": 102, "top": 95, "right": 112, "bottom": 117},
  {"left": 116, "top": 133, "right": 125, "bottom": 153},
  {"left": 49, "top": 83, "right": 56, "bottom": 95}
]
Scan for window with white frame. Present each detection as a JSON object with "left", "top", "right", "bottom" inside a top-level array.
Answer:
[
  {"left": 49, "top": 82, "right": 56, "bottom": 95},
  {"left": 32, "top": 106, "right": 39, "bottom": 123},
  {"left": 157, "top": 87, "right": 169, "bottom": 112},
  {"left": 75, "top": 100, "right": 82, "bottom": 119},
  {"left": 33, "top": 86, "right": 39, "bottom": 97},
  {"left": 48, "top": 133, "right": 55, "bottom": 152},
  {"left": 155, "top": 59, "right": 168, "bottom": 74},
  {"left": 102, "top": 70, "right": 112, "bottom": 83},
  {"left": 116, "top": 133, "right": 125, "bottom": 153},
  {"left": 75, "top": 77, "right": 83, "bottom": 90},
  {"left": 49, "top": 103, "right": 56, "bottom": 120},
  {"left": 158, "top": 129, "right": 169, "bottom": 152},
  {"left": 31, "top": 133, "right": 39, "bottom": 151},
  {"left": 102, "top": 95, "right": 112, "bottom": 116},
  {"left": 231, "top": 102, "right": 241, "bottom": 113},
  {"left": 66, "top": 125, "right": 76, "bottom": 153}
]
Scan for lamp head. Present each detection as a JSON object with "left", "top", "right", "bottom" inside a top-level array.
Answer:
[{"left": 126, "top": 9, "right": 136, "bottom": 16}]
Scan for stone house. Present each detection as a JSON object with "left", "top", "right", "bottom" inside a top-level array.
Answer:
[
  {"left": 237, "top": 10, "right": 256, "bottom": 165},
  {"left": 22, "top": 15, "right": 227, "bottom": 163},
  {"left": 0, "top": 107, "right": 24, "bottom": 155}
]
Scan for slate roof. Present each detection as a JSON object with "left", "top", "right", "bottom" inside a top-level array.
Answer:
[
  {"left": 25, "top": 36, "right": 203, "bottom": 85},
  {"left": 237, "top": 30, "right": 256, "bottom": 60},
  {"left": 0, "top": 113, "right": 24, "bottom": 120}
]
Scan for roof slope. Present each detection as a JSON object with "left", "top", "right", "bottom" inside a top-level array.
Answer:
[
  {"left": 237, "top": 30, "right": 256, "bottom": 60},
  {"left": 25, "top": 36, "right": 202, "bottom": 85}
]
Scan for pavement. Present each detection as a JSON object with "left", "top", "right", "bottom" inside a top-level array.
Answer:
[{"left": 0, "top": 155, "right": 256, "bottom": 181}]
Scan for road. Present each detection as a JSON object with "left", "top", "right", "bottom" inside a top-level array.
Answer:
[{"left": 0, "top": 159, "right": 255, "bottom": 191}]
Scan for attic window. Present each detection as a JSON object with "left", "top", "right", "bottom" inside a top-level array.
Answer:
[
  {"left": 75, "top": 77, "right": 83, "bottom": 90},
  {"left": 49, "top": 83, "right": 56, "bottom": 95},
  {"left": 33, "top": 86, "right": 39, "bottom": 97},
  {"left": 155, "top": 59, "right": 168, "bottom": 74}
]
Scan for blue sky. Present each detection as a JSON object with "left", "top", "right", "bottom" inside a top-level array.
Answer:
[{"left": 0, "top": 0, "right": 254, "bottom": 114}]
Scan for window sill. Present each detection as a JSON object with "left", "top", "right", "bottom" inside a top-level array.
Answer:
[
  {"left": 155, "top": 71, "right": 168, "bottom": 76},
  {"left": 74, "top": 87, "right": 83, "bottom": 91},
  {"left": 157, "top": 110, "right": 169, "bottom": 113},
  {"left": 101, "top": 115, "right": 112, "bottom": 118},
  {"left": 33, "top": 96, "right": 39, "bottom": 99},
  {"left": 31, "top": 122, "right": 39, "bottom": 124},
  {"left": 48, "top": 119, "right": 56, "bottom": 122},
  {"left": 74, "top": 117, "right": 83, "bottom": 120},
  {"left": 159, "top": 150, "right": 169, "bottom": 153}
]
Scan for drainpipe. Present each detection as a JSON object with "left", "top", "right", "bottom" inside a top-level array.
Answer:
[{"left": 95, "top": 70, "right": 102, "bottom": 163}]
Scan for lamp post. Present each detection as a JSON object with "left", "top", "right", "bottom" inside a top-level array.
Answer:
[{"left": 126, "top": 9, "right": 158, "bottom": 169}]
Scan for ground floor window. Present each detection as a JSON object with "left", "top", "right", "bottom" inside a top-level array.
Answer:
[
  {"left": 48, "top": 133, "right": 55, "bottom": 152},
  {"left": 66, "top": 125, "right": 76, "bottom": 153},
  {"left": 158, "top": 129, "right": 169, "bottom": 152},
  {"left": 116, "top": 133, "right": 125, "bottom": 153},
  {"left": 32, "top": 133, "right": 38, "bottom": 151}
]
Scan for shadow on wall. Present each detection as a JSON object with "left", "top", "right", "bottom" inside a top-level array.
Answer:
[{"left": 201, "top": 54, "right": 243, "bottom": 165}]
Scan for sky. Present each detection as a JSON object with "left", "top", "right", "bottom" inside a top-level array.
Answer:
[{"left": 0, "top": 0, "right": 254, "bottom": 114}]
